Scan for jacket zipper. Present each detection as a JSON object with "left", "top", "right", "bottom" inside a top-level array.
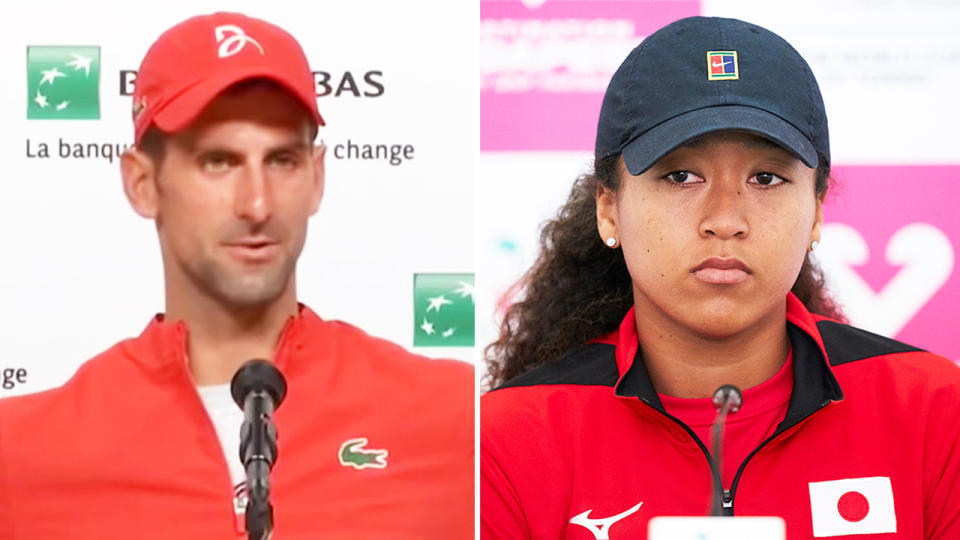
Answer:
[
  {"left": 642, "top": 397, "right": 834, "bottom": 516},
  {"left": 173, "top": 340, "right": 247, "bottom": 535},
  {"left": 640, "top": 398, "right": 724, "bottom": 511},
  {"left": 178, "top": 325, "right": 297, "bottom": 535},
  {"left": 721, "top": 489, "right": 733, "bottom": 510},
  {"left": 724, "top": 399, "right": 835, "bottom": 514}
]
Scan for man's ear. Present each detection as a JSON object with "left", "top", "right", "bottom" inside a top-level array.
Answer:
[
  {"left": 120, "top": 149, "right": 160, "bottom": 219},
  {"left": 309, "top": 143, "right": 326, "bottom": 215},
  {"left": 596, "top": 183, "right": 619, "bottom": 247}
]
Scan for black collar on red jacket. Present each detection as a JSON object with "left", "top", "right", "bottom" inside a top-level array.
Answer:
[
  {"left": 614, "top": 323, "right": 843, "bottom": 433},
  {"left": 497, "top": 294, "right": 923, "bottom": 434}
]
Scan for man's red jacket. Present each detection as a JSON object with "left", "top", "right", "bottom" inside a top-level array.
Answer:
[
  {"left": 0, "top": 306, "right": 473, "bottom": 539},
  {"left": 482, "top": 294, "right": 960, "bottom": 539}
]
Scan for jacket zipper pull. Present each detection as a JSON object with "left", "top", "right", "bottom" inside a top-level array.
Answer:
[{"left": 722, "top": 489, "right": 734, "bottom": 510}]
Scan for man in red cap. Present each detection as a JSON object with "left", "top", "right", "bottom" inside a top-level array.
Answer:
[{"left": 0, "top": 13, "right": 472, "bottom": 540}]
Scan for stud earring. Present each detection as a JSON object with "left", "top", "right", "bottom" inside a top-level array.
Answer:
[
  {"left": 605, "top": 237, "right": 618, "bottom": 248},
  {"left": 809, "top": 240, "right": 819, "bottom": 252}
]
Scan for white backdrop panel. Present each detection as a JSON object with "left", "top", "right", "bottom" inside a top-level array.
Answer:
[{"left": 0, "top": 0, "right": 476, "bottom": 397}]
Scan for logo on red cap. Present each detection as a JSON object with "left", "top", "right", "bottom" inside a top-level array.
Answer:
[
  {"left": 214, "top": 25, "right": 264, "bottom": 58},
  {"left": 132, "top": 96, "right": 147, "bottom": 120},
  {"left": 131, "top": 13, "right": 324, "bottom": 143}
]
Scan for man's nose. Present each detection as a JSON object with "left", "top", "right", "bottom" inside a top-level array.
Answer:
[{"left": 235, "top": 164, "right": 273, "bottom": 224}]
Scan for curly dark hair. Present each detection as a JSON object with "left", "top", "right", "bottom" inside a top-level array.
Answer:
[{"left": 485, "top": 152, "right": 845, "bottom": 388}]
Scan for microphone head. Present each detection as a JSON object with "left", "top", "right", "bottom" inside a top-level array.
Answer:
[
  {"left": 712, "top": 384, "right": 743, "bottom": 413},
  {"left": 230, "top": 359, "right": 287, "bottom": 409}
]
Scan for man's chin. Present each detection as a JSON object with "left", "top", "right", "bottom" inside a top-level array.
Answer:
[
  {"left": 205, "top": 274, "right": 292, "bottom": 310},
  {"left": 181, "top": 256, "right": 296, "bottom": 311}
]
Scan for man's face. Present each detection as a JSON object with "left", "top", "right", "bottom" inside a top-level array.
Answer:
[{"left": 149, "top": 84, "right": 323, "bottom": 310}]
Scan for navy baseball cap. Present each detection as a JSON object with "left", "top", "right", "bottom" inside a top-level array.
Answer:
[{"left": 596, "top": 16, "right": 829, "bottom": 175}]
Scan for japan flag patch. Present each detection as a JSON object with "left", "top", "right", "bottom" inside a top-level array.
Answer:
[{"left": 808, "top": 477, "right": 897, "bottom": 537}]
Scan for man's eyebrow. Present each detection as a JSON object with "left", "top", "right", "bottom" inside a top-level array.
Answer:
[
  {"left": 266, "top": 140, "right": 312, "bottom": 153},
  {"left": 190, "top": 144, "right": 241, "bottom": 156},
  {"left": 182, "top": 139, "right": 311, "bottom": 157}
]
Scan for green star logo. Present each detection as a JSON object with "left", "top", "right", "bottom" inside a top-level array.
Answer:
[
  {"left": 413, "top": 273, "right": 474, "bottom": 347},
  {"left": 27, "top": 46, "right": 100, "bottom": 120}
]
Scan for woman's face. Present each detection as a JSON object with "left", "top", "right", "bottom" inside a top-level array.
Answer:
[{"left": 597, "top": 131, "right": 823, "bottom": 338}]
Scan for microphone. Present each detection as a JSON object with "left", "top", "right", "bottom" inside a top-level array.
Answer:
[
  {"left": 710, "top": 384, "right": 742, "bottom": 516},
  {"left": 231, "top": 359, "right": 288, "bottom": 540}
]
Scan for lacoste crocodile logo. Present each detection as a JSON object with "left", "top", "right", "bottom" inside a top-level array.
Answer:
[
  {"left": 569, "top": 501, "right": 643, "bottom": 539},
  {"left": 338, "top": 437, "right": 388, "bottom": 470}
]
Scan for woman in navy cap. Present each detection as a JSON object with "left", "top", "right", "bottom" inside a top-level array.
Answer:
[{"left": 482, "top": 16, "right": 960, "bottom": 540}]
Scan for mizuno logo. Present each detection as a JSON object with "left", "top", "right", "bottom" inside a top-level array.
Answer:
[
  {"left": 569, "top": 501, "right": 643, "bottom": 539},
  {"left": 214, "top": 24, "right": 264, "bottom": 58},
  {"left": 339, "top": 437, "right": 388, "bottom": 470}
]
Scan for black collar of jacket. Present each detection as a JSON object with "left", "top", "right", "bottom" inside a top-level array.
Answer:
[{"left": 615, "top": 322, "right": 844, "bottom": 432}]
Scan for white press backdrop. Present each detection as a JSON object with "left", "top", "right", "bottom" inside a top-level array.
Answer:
[{"left": 0, "top": 0, "right": 477, "bottom": 397}]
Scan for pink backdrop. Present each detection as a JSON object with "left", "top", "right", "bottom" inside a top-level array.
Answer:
[
  {"left": 480, "top": 0, "right": 700, "bottom": 151},
  {"left": 480, "top": 0, "right": 959, "bottom": 361},
  {"left": 821, "top": 166, "right": 957, "bottom": 358}
]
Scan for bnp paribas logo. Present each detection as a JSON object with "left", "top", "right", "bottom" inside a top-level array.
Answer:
[
  {"left": 413, "top": 273, "right": 474, "bottom": 347},
  {"left": 26, "top": 46, "right": 100, "bottom": 120}
]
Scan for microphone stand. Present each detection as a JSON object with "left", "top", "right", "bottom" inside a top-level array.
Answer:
[
  {"left": 231, "top": 360, "right": 287, "bottom": 540},
  {"left": 241, "top": 388, "right": 278, "bottom": 540},
  {"left": 710, "top": 384, "right": 742, "bottom": 516}
]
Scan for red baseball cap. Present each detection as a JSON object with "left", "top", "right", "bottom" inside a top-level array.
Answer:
[{"left": 132, "top": 12, "right": 324, "bottom": 144}]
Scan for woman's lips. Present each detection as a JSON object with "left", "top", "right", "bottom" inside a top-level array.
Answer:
[{"left": 691, "top": 257, "right": 752, "bottom": 285}]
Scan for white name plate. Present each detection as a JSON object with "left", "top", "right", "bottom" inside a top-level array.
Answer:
[{"left": 648, "top": 516, "right": 786, "bottom": 540}]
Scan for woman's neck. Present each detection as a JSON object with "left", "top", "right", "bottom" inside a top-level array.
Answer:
[{"left": 633, "top": 297, "right": 790, "bottom": 399}]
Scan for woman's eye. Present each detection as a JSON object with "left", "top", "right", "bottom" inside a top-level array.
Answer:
[
  {"left": 751, "top": 172, "right": 787, "bottom": 186},
  {"left": 663, "top": 170, "right": 702, "bottom": 185}
]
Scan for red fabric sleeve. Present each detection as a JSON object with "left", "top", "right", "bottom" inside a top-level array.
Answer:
[
  {"left": 0, "top": 419, "right": 14, "bottom": 540},
  {"left": 923, "top": 359, "right": 960, "bottom": 539},
  {"left": 481, "top": 439, "right": 531, "bottom": 539}
]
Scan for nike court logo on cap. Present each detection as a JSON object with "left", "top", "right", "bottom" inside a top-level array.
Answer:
[{"left": 707, "top": 50, "right": 738, "bottom": 80}]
